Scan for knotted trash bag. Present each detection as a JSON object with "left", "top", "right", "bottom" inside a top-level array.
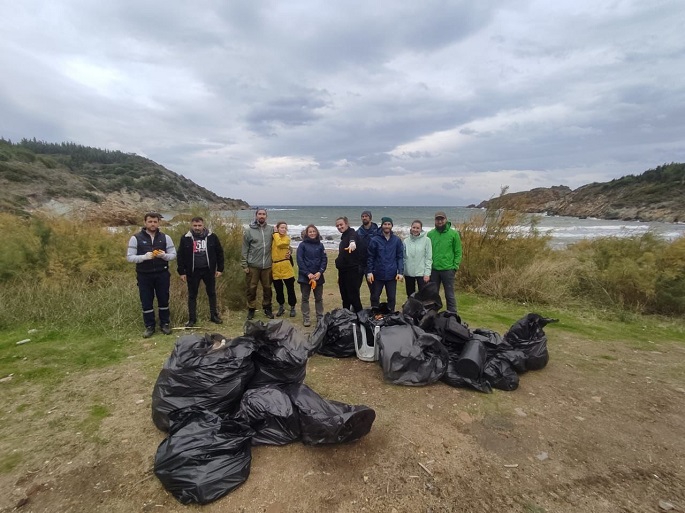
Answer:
[
  {"left": 483, "top": 356, "right": 520, "bottom": 391},
  {"left": 238, "top": 385, "right": 300, "bottom": 445},
  {"left": 377, "top": 324, "right": 448, "bottom": 386},
  {"left": 152, "top": 333, "right": 256, "bottom": 432},
  {"left": 317, "top": 308, "right": 357, "bottom": 357},
  {"left": 245, "top": 320, "right": 318, "bottom": 387},
  {"left": 154, "top": 408, "right": 254, "bottom": 505},
  {"left": 441, "top": 337, "right": 492, "bottom": 393},
  {"left": 285, "top": 383, "right": 376, "bottom": 445},
  {"left": 503, "top": 314, "right": 559, "bottom": 371}
]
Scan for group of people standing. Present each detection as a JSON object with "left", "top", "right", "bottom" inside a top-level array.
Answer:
[
  {"left": 241, "top": 208, "right": 463, "bottom": 327},
  {"left": 126, "top": 207, "right": 462, "bottom": 337}
]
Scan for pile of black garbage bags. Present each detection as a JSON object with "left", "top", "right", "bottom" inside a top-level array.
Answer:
[
  {"left": 151, "top": 321, "right": 376, "bottom": 505},
  {"left": 315, "top": 282, "right": 558, "bottom": 393}
]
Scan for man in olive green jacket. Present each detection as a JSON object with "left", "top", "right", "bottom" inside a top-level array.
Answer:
[
  {"left": 427, "top": 211, "right": 462, "bottom": 313},
  {"left": 241, "top": 208, "right": 274, "bottom": 320}
]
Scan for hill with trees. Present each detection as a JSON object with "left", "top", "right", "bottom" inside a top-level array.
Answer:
[
  {"left": 475, "top": 163, "right": 685, "bottom": 222},
  {"left": 0, "top": 138, "right": 249, "bottom": 223}
]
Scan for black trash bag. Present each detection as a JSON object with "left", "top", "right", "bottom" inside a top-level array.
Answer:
[
  {"left": 503, "top": 314, "right": 559, "bottom": 371},
  {"left": 317, "top": 308, "right": 357, "bottom": 358},
  {"left": 284, "top": 383, "right": 376, "bottom": 445},
  {"left": 152, "top": 333, "right": 256, "bottom": 432},
  {"left": 245, "top": 320, "right": 317, "bottom": 387},
  {"left": 412, "top": 281, "right": 443, "bottom": 312},
  {"left": 238, "top": 385, "right": 300, "bottom": 445},
  {"left": 308, "top": 313, "right": 330, "bottom": 354},
  {"left": 471, "top": 328, "right": 512, "bottom": 358},
  {"left": 454, "top": 339, "right": 487, "bottom": 380},
  {"left": 154, "top": 408, "right": 254, "bottom": 505},
  {"left": 376, "top": 324, "right": 448, "bottom": 386},
  {"left": 431, "top": 312, "right": 471, "bottom": 353},
  {"left": 483, "top": 356, "right": 520, "bottom": 391},
  {"left": 441, "top": 359, "right": 493, "bottom": 393}
]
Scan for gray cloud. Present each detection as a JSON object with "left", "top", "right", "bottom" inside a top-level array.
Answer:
[{"left": 1, "top": 0, "right": 685, "bottom": 206}]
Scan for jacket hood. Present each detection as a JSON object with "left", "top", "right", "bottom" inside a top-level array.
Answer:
[
  {"left": 184, "top": 228, "right": 212, "bottom": 238},
  {"left": 249, "top": 220, "right": 269, "bottom": 229},
  {"left": 436, "top": 221, "right": 453, "bottom": 233},
  {"left": 409, "top": 231, "right": 426, "bottom": 240}
]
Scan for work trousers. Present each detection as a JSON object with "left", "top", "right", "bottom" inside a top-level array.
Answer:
[
  {"left": 338, "top": 267, "right": 363, "bottom": 312},
  {"left": 371, "top": 279, "right": 398, "bottom": 313},
  {"left": 137, "top": 271, "right": 170, "bottom": 328},
  {"left": 430, "top": 269, "right": 457, "bottom": 313},
  {"left": 274, "top": 277, "right": 297, "bottom": 307},
  {"left": 187, "top": 267, "right": 217, "bottom": 322},
  {"left": 246, "top": 267, "right": 273, "bottom": 309},
  {"left": 300, "top": 282, "right": 324, "bottom": 322}
]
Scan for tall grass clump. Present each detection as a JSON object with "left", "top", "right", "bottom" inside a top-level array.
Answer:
[
  {"left": 569, "top": 233, "right": 685, "bottom": 315},
  {"left": 456, "top": 206, "right": 575, "bottom": 304},
  {"left": 0, "top": 209, "right": 247, "bottom": 333}
]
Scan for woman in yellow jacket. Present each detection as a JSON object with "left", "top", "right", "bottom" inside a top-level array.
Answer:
[{"left": 272, "top": 221, "right": 297, "bottom": 317}]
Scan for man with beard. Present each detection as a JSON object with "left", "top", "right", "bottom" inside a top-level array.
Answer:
[
  {"left": 126, "top": 212, "right": 177, "bottom": 338},
  {"left": 241, "top": 208, "right": 274, "bottom": 320},
  {"left": 366, "top": 217, "right": 404, "bottom": 312},
  {"left": 177, "top": 217, "right": 225, "bottom": 327},
  {"left": 356, "top": 210, "right": 378, "bottom": 294},
  {"left": 427, "top": 211, "right": 463, "bottom": 314}
]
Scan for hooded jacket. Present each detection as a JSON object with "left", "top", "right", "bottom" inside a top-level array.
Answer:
[
  {"left": 367, "top": 230, "right": 404, "bottom": 281},
  {"left": 241, "top": 220, "right": 273, "bottom": 269},
  {"left": 177, "top": 229, "right": 224, "bottom": 275},
  {"left": 296, "top": 236, "right": 327, "bottom": 285},
  {"left": 427, "top": 221, "right": 462, "bottom": 271},
  {"left": 403, "top": 231, "right": 433, "bottom": 278},
  {"left": 272, "top": 232, "right": 295, "bottom": 280}
]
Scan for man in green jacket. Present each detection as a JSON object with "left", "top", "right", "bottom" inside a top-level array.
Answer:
[
  {"left": 427, "top": 211, "right": 462, "bottom": 313},
  {"left": 241, "top": 208, "right": 274, "bottom": 320}
]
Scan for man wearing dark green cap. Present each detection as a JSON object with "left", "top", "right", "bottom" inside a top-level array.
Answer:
[
  {"left": 427, "top": 211, "right": 462, "bottom": 313},
  {"left": 366, "top": 217, "right": 404, "bottom": 312}
]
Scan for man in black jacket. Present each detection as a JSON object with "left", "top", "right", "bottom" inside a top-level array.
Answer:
[
  {"left": 177, "top": 217, "right": 225, "bottom": 327},
  {"left": 335, "top": 216, "right": 363, "bottom": 312},
  {"left": 126, "top": 213, "right": 177, "bottom": 338}
]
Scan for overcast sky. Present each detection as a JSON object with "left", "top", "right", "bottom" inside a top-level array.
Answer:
[{"left": 2, "top": 0, "right": 684, "bottom": 206}]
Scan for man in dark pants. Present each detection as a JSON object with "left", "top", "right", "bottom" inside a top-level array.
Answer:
[
  {"left": 126, "top": 213, "right": 177, "bottom": 338},
  {"left": 427, "top": 211, "right": 463, "bottom": 314},
  {"left": 366, "top": 217, "right": 404, "bottom": 312},
  {"left": 335, "top": 216, "right": 363, "bottom": 312},
  {"left": 356, "top": 210, "right": 378, "bottom": 296},
  {"left": 177, "top": 217, "right": 225, "bottom": 327}
]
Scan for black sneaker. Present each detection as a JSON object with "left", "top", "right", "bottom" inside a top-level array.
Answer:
[
  {"left": 161, "top": 324, "right": 172, "bottom": 335},
  {"left": 143, "top": 326, "right": 155, "bottom": 338},
  {"left": 264, "top": 308, "right": 274, "bottom": 320},
  {"left": 247, "top": 308, "right": 256, "bottom": 320},
  {"left": 184, "top": 321, "right": 195, "bottom": 328},
  {"left": 289, "top": 307, "right": 296, "bottom": 318},
  {"left": 276, "top": 304, "right": 285, "bottom": 317},
  {"left": 210, "top": 315, "right": 223, "bottom": 324}
]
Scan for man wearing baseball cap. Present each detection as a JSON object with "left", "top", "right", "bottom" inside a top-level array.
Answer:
[{"left": 427, "top": 211, "right": 462, "bottom": 313}]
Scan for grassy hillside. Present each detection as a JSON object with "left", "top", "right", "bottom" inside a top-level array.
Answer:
[{"left": 0, "top": 138, "right": 249, "bottom": 217}]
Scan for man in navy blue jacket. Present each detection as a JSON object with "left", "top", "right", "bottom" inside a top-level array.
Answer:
[{"left": 366, "top": 217, "right": 404, "bottom": 312}]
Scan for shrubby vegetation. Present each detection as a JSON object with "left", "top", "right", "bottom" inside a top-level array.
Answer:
[{"left": 1, "top": 205, "right": 683, "bottom": 334}]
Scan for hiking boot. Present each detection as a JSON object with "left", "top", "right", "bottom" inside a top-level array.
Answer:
[
  {"left": 264, "top": 308, "right": 274, "bottom": 320},
  {"left": 303, "top": 318, "right": 311, "bottom": 327},
  {"left": 210, "top": 314, "right": 223, "bottom": 324},
  {"left": 289, "top": 306, "right": 296, "bottom": 318},
  {"left": 143, "top": 326, "right": 155, "bottom": 338},
  {"left": 276, "top": 304, "right": 285, "bottom": 317},
  {"left": 247, "top": 308, "right": 256, "bottom": 320},
  {"left": 184, "top": 320, "right": 195, "bottom": 328},
  {"left": 161, "top": 324, "right": 172, "bottom": 335}
]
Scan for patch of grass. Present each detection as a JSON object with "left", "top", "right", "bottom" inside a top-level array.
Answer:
[
  {"left": 0, "top": 451, "right": 22, "bottom": 474},
  {"left": 523, "top": 503, "right": 546, "bottom": 513},
  {"left": 78, "top": 403, "right": 112, "bottom": 438}
]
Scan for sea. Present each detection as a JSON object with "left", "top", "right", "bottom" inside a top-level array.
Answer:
[{"left": 224, "top": 206, "right": 685, "bottom": 250}]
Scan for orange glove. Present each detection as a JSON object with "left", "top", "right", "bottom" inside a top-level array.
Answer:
[{"left": 310, "top": 279, "right": 317, "bottom": 290}]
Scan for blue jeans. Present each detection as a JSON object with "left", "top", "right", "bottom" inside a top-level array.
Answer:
[
  {"left": 137, "top": 271, "right": 171, "bottom": 328},
  {"left": 430, "top": 269, "right": 457, "bottom": 313}
]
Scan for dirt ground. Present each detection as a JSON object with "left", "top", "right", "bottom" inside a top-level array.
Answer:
[{"left": 1, "top": 324, "right": 684, "bottom": 513}]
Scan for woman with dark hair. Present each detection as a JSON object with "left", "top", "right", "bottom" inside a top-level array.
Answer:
[
  {"left": 403, "top": 219, "right": 432, "bottom": 296},
  {"left": 296, "top": 224, "right": 327, "bottom": 327},
  {"left": 272, "top": 221, "right": 297, "bottom": 317}
]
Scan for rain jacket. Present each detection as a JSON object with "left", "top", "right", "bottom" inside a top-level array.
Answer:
[
  {"left": 356, "top": 222, "right": 378, "bottom": 273},
  {"left": 272, "top": 232, "right": 295, "bottom": 280},
  {"left": 241, "top": 221, "right": 273, "bottom": 270},
  {"left": 403, "top": 231, "right": 432, "bottom": 278},
  {"left": 367, "top": 231, "right": 404, "bottom": 281},
  {"left": 296, "top": 237, "right": 327, "bottom": 285},
  {"left": 427, "top": 221, "right": 462, "bottom": 271}
]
